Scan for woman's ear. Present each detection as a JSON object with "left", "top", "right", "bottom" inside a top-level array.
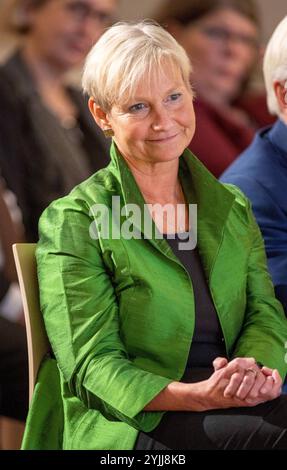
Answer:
[
  {"left": 88, "top": 97, "right": 111, "bottom": 131},
  {"left": 274, "top": 81, "right": 287, "bottom": 113}
]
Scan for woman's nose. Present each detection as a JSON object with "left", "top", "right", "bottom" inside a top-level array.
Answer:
[
  {"left": 151, "top": 106, "right": 172, "bottom": 131},
  {"left": 222, "top": 36, "right": 251, "bottom": 60}
]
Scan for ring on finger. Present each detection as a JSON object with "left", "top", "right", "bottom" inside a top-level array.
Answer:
[{"left": 246, "top": 368, "right": 258, "bottom": 378}]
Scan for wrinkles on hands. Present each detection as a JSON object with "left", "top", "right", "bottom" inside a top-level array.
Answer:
[{"left": 212, "top": 357, "right": 282, "bottom": 407}]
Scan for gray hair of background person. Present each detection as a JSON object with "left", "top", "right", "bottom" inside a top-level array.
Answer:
[
  {"left": 154, "top": 0, "right": 260, "bottom": 29},
  {"left": 82, "top": 20, "right": 193, "bottom": 113},
  {"left": 263, "top": 16, "right": 287, "bottom": 117}
]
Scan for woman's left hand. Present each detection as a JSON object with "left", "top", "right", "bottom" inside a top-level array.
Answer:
[{"left": 244, "top": 367, "right": 282, "bottom": 404}]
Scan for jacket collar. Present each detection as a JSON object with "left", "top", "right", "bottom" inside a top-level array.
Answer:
[
  {"left": 109, "top": 141, "right": 235, "bottom": 280},
  {"left": 179, "top": 149, "right": 235, "bottom": 279}
]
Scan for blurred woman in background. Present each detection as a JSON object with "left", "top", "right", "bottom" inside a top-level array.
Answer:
[
  {"left": 0, "top": 180, "right": 28, "bottom": 449},
  {"left": 155, "top": 0, "right": 275, "bottom": 177},
  {"left": 0, "top": 0, "right": 117, "bottom": 241}
]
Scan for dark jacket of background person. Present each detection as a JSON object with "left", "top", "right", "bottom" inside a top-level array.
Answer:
[
  {"left": 0, "top": 51, "right": 111, "bottom": 241},
  {"left": 0, "top": 317, "right": 28, "bottom": 422},
  {"left": 0, "top": 183, "right": 28, "bottom": 423},
  {"left": 21, "top": 144, "right": 287, "bottom": 450},
  {"left": 221, "top": 118, "right": 287, "bottom": 315}
]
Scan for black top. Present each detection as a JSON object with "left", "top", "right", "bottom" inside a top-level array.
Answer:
[{"left": 163, "top": 232, "right": 226, "bottom": 368}]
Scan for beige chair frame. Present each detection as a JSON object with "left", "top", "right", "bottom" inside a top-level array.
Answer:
[{"left": 13, "top": 243, "right": 50, "bottom": 403}]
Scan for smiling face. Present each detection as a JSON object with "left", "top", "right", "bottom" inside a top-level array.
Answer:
[
  {"left": 25, "top": 0, "right": 117, "bottom": 70},
  {"left": 176, "top": 8, "right": 259, "bottom": 103},
  {"left": 91, "top": 63, "right": 195, "bottom": 168}
]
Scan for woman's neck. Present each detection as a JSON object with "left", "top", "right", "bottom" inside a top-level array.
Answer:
[
  {"left": 122, "top": 154, "right": 189, "bottom": 234},
  {"left": 193, "top": 77, "right": 234, "bottom": 108},
  {"left": 198, "top": 87, "right": 230, "bottom": 108},
  {"left": 124, "top": 157, "right": 184, "bottom": 205},
  {"left": 21, "top": 41, "right": 78, "bottom": 124},
  {"left": 22, "top": 40, "right": 65, "bottom": 90},
  {"left": 195, "top": 85, "right": 252, "bottom": 126}
]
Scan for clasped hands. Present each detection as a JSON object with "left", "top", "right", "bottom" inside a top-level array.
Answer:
[{"left": 199, "top": 357, "right": 282, "bottom": 410}]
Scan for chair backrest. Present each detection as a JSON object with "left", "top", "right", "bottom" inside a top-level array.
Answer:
[{"left": 13, "top": 243, "right": 50, "bottom": 403}]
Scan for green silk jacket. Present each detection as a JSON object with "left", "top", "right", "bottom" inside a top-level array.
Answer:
[{"left": 22, "top": 143, "right": 287, "bottom": 450}]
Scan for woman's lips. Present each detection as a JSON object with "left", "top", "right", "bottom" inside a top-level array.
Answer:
[{"left": 147, "top": 133, "right": 179, "bottom": 143}]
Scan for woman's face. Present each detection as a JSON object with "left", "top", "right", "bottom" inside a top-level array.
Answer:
[
  {"left": 176, "top": 8, "right": 259, "bottom": 103},
  {"left": 26, "top": 0, "right": 117, "bottom": 70},
  {"left": 102, "top": 64, "right": 195, "bottom": 167}
]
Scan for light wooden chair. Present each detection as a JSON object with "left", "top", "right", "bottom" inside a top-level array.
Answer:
[{"left": 12, "top": 243, "right": 50, "bottom": 403}]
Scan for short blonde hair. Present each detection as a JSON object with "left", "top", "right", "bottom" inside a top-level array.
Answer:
[
  {"left": 82, "top": 20, "right": 193, "bottom": 112},
  {"left": 263, "top": 16, "right": 287, "bottom": 116}
]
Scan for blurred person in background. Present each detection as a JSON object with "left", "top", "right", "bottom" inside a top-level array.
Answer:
[
  {"left": 0, "top": 0, "right": 19, "bottom": 62},
  {"left": 0, "top": 180, "right": 28, "bottom": 449},
  {"left": 0, "top": 177, "right": 23, "bottom": 324},
  {"left": 0, "top": 0, "right": 117, "bottom": 241},
  {"left": 221, "top": 16, "right": 287, "bottom": 317},
  {"left": 155, "top": 0, "right": 275, "bottom": 177}
]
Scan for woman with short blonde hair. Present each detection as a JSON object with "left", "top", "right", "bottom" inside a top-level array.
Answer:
[
  {"left": 82, "top": 20, "right": 193, "bottom": 112},
  {"left": 22, "top": 20, "right": 287, "bottom": 450}
]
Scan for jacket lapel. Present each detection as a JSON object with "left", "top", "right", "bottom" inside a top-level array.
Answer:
[
  {"left": 180, "top": 150, "right": 235, "bottom": 282},
  {"left": 109, "top": 142, "right": 176, "bottom": 260},
  {"left": 109, "top": 142, "right": 235, "bottom": 279}
]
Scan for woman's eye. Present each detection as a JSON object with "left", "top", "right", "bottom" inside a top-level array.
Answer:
[
  {"left": 128, "top": 103, "right": 147, "bottom": 113},
  {"left": 168, "top": 93, "right": 182, "bottom": 102}
]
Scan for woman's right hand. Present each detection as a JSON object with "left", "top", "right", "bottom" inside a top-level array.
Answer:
[
  {"left": 187, "top": 357, "right": 258, "bottom": 411},
  {"left": 144, "top": 357, "right": 282, "bottom": 412},
  {"left": 189, "top": 357, "right": 282, "bottom": 412}
]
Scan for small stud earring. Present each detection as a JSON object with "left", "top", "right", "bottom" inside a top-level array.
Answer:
[{"left": 103, "top": 128, "right": 114, "bottom": 138}]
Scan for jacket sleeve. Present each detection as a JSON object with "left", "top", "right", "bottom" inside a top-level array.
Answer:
[
  {"left": 36, "top": 195, "right": 172, "bottom": 432},
  {"left": 231, "top": 197, "right": 287, "bottom": 380}
]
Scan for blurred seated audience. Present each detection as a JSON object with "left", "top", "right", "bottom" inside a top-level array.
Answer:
[
  {"left": 0, "top": 177, "right": 24, "bottom": 322},
  {"left": 0, "top": 0, "right": 19, "bottom": 62},
  {"left": 0, "top": 317, "right": 28, "bottom": 423},
  {"left": 155, "top": 0, "right": 275, "bottom": 177},
  {"left": 0, "top": 0, "right": 117, "bottom": 241},
  {"left": 221, "top": 16, "right": 287, "bottom": 316},
  {"left": 0, "top": 180, "right": 28, "bottom": 448}
]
